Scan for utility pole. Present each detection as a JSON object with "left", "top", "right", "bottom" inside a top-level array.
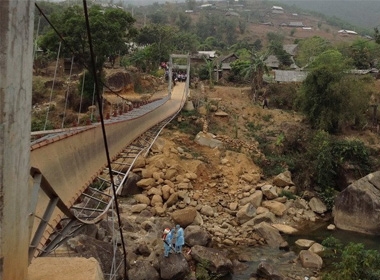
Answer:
[{"left": 0, "top": 0, "right": 35, "bottom": 279}]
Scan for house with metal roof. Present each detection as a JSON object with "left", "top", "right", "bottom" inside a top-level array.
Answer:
[
  {"left": 215, "top": 53, "right": 239, "bottom": 81},
  {"left": 288, "top": 22, "right": 305, "bottom": 28},
  {"left": 271, "top": 6, "right": 284, "bottom": 14},
  {"left": 274, "top": 70, "right": 308, "bottom": 82}
]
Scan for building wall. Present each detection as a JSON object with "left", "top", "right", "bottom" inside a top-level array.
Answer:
[{"left": 0, "top": 0, "right": 35, "bottom": 279}]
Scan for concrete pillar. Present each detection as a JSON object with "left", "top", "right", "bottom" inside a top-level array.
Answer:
[{"left": 0, "top": 0, "right": 35, "bottom": 279}]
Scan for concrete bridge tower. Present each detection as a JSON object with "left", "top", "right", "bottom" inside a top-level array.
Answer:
[{"left": 0, "top": 0, "right": 35, "bottom": 278}]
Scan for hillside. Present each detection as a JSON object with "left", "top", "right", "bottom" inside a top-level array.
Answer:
[{"left": 277, "top": 0, "right": 380, "bottom": 30}]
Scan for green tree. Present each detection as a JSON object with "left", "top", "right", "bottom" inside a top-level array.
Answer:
[
  {"left": 186, "top": 0, "right": 197, "bottom": 10},
  {"left": 39, "top": 4, "right": 136, "bottom": 109},
  {"left": 295, "top": 36, "right": 331, "bottom": 68},
  {"left": 346, "top": 39, "right": 378, "bottom": 69},
  {"left": 39, "top": 5, "right": 136, "bottom": 67},
  {"left": 231, "top": 51, "right": 269, "bottom": 97},
  {"left": 176, "top": 12, "right": 192, "bottom": 31},
  {"left": 135, "top": 24, "right": 177, "bottom": 67},
  {"left": 269, "top": 40, "right": 292, "bottom": 67},
  {"left": 203, "top": 57, "right": 215, "bottom": 89},
  {"left": 148, "top": 10, "right": 168, "bottom": 24},
  {"left": 297, "top": 49, "right": 372, "bottom": 133}
]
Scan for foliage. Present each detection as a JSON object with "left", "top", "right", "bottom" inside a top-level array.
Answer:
[
  {"left": 168, "top": 110, "right": 201, "bottom": 136},
  {"left": 231, "top": 51, "right": 269, "bottom": 97},
  {"left": 39, "top": 5, "right": 136, "bottom": 67},
  {"left": 322, "top": 240, "right": 380, "bottom": 280},
  {"left": 267, "top": 83, "right": 299, "bottom": 110},
  {"left": 280, "top": 190, "right": 296, "bottom": 200},
  {"left": 295, "top": 36, "right": 331, "bottom": 68},
  {"left": 195, "top": 12, "right": 238, "bottom": 48},
  {"left": 195, "top": 259, "right": 225, "bottom": 280},
  {"left": 77, "top": 70, "right": 102, "bottom": 114},
  {"left": 342, "top": 38, "right": 380, "bottom": 69},
  {"left": 297, "top": 50, "right": 372, "bottom": 133},
  {"left": 269, "top": 40, "right": 292, "bottom": 67},
  {"left": 32, "top": 77, "right": 49, "bottom": 104},
  {"left": 31, "top": 117, "right": 53, "bottom": 132},
  {"left": 304, "top": 130, "right": 371, "bottom": 207},
  {"left": 203, "top": 57, "right": 215, "bottom": 88}
]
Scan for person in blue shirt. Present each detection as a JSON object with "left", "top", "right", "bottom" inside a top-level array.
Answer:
[
  {"left": 175, "top": 224, "right": 184, "bottom": 254},
  {"left": 163, "top": 228, "right": 174, "bottom": 257}
]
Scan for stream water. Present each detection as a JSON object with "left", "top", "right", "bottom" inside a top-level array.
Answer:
[{"left": 229, "top": 223, "right": 380, "bottom": 280}]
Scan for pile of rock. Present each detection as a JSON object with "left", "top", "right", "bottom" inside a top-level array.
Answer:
[
  {"left": 63, "top": 134, "right": 331, "bottom": 279},
  {"left": 108, "top": 134, "right": 330, "bottom": 279}
]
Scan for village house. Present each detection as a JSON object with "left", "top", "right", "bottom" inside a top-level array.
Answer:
[
  {"left": 338, "top": 29, "right": 358, "bottom": 36},
  {"left": 271, "top": 5, "right": 284, "bottom": 14},
  {"left": 214, "top": 53, "right": 239, "bottom": 81},
  {"left": 288, "top": 22, "right": 305, "bottom": 28}
]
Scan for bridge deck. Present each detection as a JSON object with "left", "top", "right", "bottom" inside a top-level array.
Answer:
[{"left": 29, "top": 83, "right": 186, "bottom": 256}]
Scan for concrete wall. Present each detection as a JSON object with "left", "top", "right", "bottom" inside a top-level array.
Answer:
[{"left": 0, "top": 0, "right": 35, "bottom": 278}]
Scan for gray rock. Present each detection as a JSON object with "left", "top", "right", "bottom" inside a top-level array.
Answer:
[
  {"left": 272, "top": 171, "right": 294, "bottom": 187},
  {"left": 171, "top": 207, "right": 197, "bottom": 227},
  {"left": 236, "top": 203, "right": 257, "bottom": 224},
  {"left": 159, "top": 254, "right": 190, "bottom": 280},
  {"left": 67, "top": 234, "right": 123, "bottom": 279},
  {"left": 334, "top": 171, "right": 380, "bottom": 234},
  {"left": 128, "top": 260, "right": 159, "bottom": 280},
  {"left": 131, "top": 204, "right": 148, "bottom": 213},
  {"left": 254, "top": 222, "right": 285, "bottom": 248},
  {"left": 191, "top": 245, "right": 233, "bottom": 276},
  {"left": 256, "top": 261, "right": 284, "bottom": 280},
  {"left": 200, "top": 205, "right": 214, "bottom": 217},
  {"left": 119, "top": 172, "right": 142, "bottom": 196},
  {"left": 261, "top": 185, "right": 279, "bottom": 200},
  {"left": 299, "top": 250, "right": 323, "bottom": 270},
  {"left": 134, "top": 194, "right": 150, "bottom": 205},
  {"left": 309, "top": 197, "right": 327, "bottom": 214},
  {"left": 194, "top": 132, "right": 224, "bottom": 149},
  {"left": 184, "top": 225, "right": 211, "bottom": 246},
  {"left": 261, "top": 200, "right": 287, "bottom": 216}
]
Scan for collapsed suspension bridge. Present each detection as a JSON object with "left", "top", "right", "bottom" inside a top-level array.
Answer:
[{"left": 28, "top": 55, "right": 190, "bottom": 279}]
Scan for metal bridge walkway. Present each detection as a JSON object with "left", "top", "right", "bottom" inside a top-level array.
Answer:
[{"left": 28, "top": 79, "right": 187, "bottom": 263}]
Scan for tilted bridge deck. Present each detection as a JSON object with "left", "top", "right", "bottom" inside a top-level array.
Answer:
[{"left": 29, "top": 82, "right": 187, "bottom": 259}]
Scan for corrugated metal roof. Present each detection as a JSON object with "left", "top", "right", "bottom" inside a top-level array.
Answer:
[{"left": 274, "top": 70, "right": 308, "bottom": 82}]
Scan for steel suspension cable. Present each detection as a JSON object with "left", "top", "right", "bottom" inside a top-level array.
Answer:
[
  {"left": 77, "top": 71, "right": 86, "bottom": 124},
  {"left": 82, "top": 1, "right": 127, "bottom": 279},
  {"left": 61, "top": 56, "right": 74, "bottom": 128},
  {"left": 44, "top": 41, "right": 62, "bottom": 131}
]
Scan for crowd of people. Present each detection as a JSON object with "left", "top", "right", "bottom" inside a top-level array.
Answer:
[{"left": 161, "top": 61, "right": 188, "bottom": 85}]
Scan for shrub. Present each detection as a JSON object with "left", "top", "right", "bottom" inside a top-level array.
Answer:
[{"left": 322, "top": 240, "right": 380, "bottom": 280}]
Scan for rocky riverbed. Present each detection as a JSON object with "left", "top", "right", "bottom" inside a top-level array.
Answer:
[{"left": 60, "top": 129, "right": 334, "bottom": 280}]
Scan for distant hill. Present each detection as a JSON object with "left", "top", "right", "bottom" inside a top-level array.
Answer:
[{"left": 276, "top": 0, "right": 380, "bottom": 30}]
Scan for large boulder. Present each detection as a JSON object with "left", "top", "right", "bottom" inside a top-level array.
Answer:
[
  {"left": 254, "top": 222, "right": 285, "bottom": 248},
  {"left": 119, "top": 172, "right": 142, "bottom": 196},
  {"left": 67, "top": 234, "right": 123, "bottom": 278},
  {"left": 333, "top": 171, "right": 380, "bottom": 235},
  {"left": 256, "top": 261, "right": 284, "bottom": 280},
  {"left": 299, "top": 250, "right": 323, "bottom": 270},
  {"left": 159, "top": 254, "right": 190, "bottom": 280},
  {"left": 171, "top": 207, "right": 197, "bottom": 227},
  {"left": 184, "top": 225, "right": 212, "bottom": 247},
  {"left": 128, "top": 260, "right": 159, "bottom": 280},
  {"left": 191, "top": 245, "right": 233, "bottom": 276}
]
